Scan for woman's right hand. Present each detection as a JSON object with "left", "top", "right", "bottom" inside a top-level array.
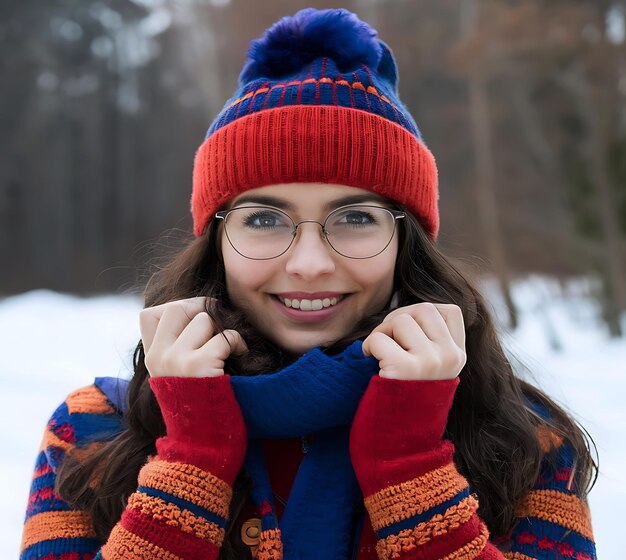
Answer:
[{"left": 139, "top": 296, "right": 247, "bottom": 378}]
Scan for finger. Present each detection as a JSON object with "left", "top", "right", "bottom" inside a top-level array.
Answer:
[
  {"left": 223, "top": 329, "right": 249, "bottom": 357},
  {"left": 148, "top": 299, "right": 210, "bottom": 353},
  {"left": 384, "top": 303, "right": 449, "bottom": 343},
  {"left": 363, "top": 331, "right": 412, "bottom": 379},
  {"left": 383, "top": 303, "right": 465, "bottom": 348},
  {"left": 364, "top": 330, "right": 403, "bottom": 359},
  {"left": 412, "top": 303, "right": 451, "bottom": 343},
  {"left": 198, "top": 329, "right": 248, "bottom": 364},
  {"left": 370, "top": 313, "right": 430, "bottom": 353},
  {"left": 140, "top": 297, "right": 209, "bottom": 353},
  {"left": 432, "top": 304, "right": 466, "bottom": 350},
  {"left": 146, "top": 296, "right": 211, "bottom": 319},
  {"left": 172, "top": 312, "right": 215, "bottom": 351}
]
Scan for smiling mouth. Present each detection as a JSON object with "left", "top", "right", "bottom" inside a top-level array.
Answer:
[{"left": 275, "top": 295, "right": 346, "bottom": 311}]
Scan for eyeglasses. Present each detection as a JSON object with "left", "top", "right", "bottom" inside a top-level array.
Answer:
[{"left": 215, "top": 204, "right": 405, "bottom": 260}]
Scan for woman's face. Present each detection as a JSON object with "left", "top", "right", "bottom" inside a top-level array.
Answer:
[{"left": 220, "top": 183, "right": 399, "bottom": 354}]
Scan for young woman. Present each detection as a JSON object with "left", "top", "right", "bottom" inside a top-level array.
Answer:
[{"left": 21, "top": 8, "right": 597, "bottom": 560}]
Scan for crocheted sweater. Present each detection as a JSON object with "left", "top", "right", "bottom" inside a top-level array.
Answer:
[{"left": 20, "top": 374, "right": 596, "bottom": 560}]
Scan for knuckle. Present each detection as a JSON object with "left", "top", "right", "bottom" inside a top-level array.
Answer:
[
  {"left": 395, "top": 312, "right": 414, "bottom": 323},
  {"left": 193, "top": 311, "right": 210, "bottom": 325},
  {"left": 139, "top": 308, "right": 154, "bottom": 326},
  {"left": 424, "top": 351, "right": 442, "bottom": 370},
  {"left": 144, "top": 352, "right": 161, "bottom": 376},
  {"left": 452, "top": 305, "right": 465, "bottom": 320},
  {"left": 174, "top": 301, "right": 191, "bottom": 317},
  {"left": 203, "top": 312, "right": 217, "bottom": 331},
  {"left": 158, "top": 303, "right": 176, "bottom": 320},
  {"left": 444, "top": 348, "right": 465, "bottom": 370},
  {"left": 371, "top": 331, "right": 386, "bottom": 342},
  {"left": 161, "top": 348, "right": 180, "bottom": 372},
  {"left": 458, "top": 348, "right": 468, "bottom": 366},
  {"left": 143, "top": 352, "right": 154, "bottom": 371}
]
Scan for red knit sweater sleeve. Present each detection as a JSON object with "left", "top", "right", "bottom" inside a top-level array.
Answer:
[
  {"left": 349, "top": 376, "right": 597, "bottom": 560},
  {"left": 101, "top": 375, "right": 247, "bottom": 559},
  {"left": 20, "top": 376, "right": 247, "bottom": 560}
]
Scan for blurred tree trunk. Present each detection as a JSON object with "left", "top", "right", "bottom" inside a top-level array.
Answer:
[
  {"left": 509, "top": 81, "right": 603, "bottom": 265},
  {"left": 102, "top": 60, "right": 121, "bottom": 273},
  {"left": 558, "top": 60, "right": 625, "bottom": 336},
  {"left": 185, "top": 4, "right": 228, "bottom": 120},
  {"left": 461, "top": 0, "right": 518, "bottom": 329},
  {"left": 587, "top": 87, "right": 626, "bottom": 336}
]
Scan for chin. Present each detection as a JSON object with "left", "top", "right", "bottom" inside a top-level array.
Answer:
[{"left": 271, "top": 331, "right": 337, "bottom": 355}]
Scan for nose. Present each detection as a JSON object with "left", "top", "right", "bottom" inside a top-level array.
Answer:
[{"left": 284, "top": 221, "right": 336, "bottom": 279}]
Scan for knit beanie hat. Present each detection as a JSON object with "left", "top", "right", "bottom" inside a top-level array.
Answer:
[{"left": 191, "top": 8, "right": 439, "bottom": 240}]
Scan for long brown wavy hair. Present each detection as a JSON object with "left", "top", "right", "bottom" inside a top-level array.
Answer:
[{"left": 55, "top": 208, "right": 597, "bottom": 558}]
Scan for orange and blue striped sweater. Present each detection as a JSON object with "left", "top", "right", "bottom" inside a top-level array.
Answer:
[{"left": 21, "top": 374, "right": 597, "bottom": 559}]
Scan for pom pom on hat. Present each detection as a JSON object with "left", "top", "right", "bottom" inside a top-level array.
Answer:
[{"left": 239, "top": 8, "right": 382, "bottom": 83}]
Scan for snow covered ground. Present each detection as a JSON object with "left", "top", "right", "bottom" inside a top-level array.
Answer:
[{"left": 1, "top": 276, "right": 624, "bottom": 558}]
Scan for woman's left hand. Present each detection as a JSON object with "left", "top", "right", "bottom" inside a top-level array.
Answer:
[{"left": 362, "top": 303, "right": 466, "bottom": 380}]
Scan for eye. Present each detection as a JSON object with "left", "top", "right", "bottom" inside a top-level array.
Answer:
[
  {"left": 331, "top": 208, "right": 380, "bottom": 227},
  {"left": 239, "top": 208, "right": 291, "bottom": 230},
  {"left": 344, "top": 211, "right": 376, "bottom": 225}
]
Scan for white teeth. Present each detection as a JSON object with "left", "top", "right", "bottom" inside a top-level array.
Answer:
[{"left": 278, "top": 296, "right": 343, "bottom": 311}]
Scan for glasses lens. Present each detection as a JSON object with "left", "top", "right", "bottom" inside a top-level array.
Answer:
[
  {"left": 325, "top": 206, "right": 397, "bottom": 258},
  {"left": 224, "top": 207, "right": 294, "bottom": 259}
]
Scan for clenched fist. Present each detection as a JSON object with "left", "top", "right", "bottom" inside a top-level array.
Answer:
[
  {"left": 362, "top": 302, "right": 466, "bottom": 381},
  {"left": 139, "top": 296, "right": 247, "bottom": 378}
]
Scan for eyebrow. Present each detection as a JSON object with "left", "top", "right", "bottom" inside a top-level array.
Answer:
[{"left": 231, "top": 193, "right": 389, "bottom": 212}]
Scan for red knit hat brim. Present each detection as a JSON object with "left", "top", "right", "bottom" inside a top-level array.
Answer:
[{"left": 191, "top": 105, "right": 439, "bottom": 239}]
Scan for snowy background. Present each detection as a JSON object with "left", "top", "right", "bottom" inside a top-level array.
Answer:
[{"left": 1, "top": 276, "right": 624, "bottom": 558}]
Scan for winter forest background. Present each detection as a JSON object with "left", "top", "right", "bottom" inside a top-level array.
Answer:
[
  {"left": 1, "top": 0, "right": 626, "bottom": 558},
  {"left": 3, "top": 0, "right": 626, "bottom": 335}
]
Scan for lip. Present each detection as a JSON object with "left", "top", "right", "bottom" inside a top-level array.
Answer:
[{"left": 270, "top": 294, "right": 349, "bottom": 323}]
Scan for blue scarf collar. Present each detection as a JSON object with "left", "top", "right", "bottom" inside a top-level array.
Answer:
[
  {"left": 96, "top": 340, "right": 379, "bottom": 559},
  {"left": 231, "top": 340, "right": 380, "bottom": 559}
]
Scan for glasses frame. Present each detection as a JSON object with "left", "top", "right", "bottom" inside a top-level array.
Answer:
[{"left": 215, "top": 204, "right": 405, "bottom": 260}]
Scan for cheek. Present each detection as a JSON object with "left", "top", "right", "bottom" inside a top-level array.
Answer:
[
  {"left": 222, "top": 246, "right": 273, "bottom": 298},
  {"left": 365, "top": 241, "right": 397, "bottom": 285},
  {"left": 348, "top": 247, "right": 397, "bottom": 300}
]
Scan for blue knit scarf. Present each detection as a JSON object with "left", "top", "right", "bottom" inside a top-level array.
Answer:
[
  {"left": 229, "top": 340, "right": 380, "bottom": 559},
  {"left": 95, "top": 340, "right": 379, "bottom": 559}
]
